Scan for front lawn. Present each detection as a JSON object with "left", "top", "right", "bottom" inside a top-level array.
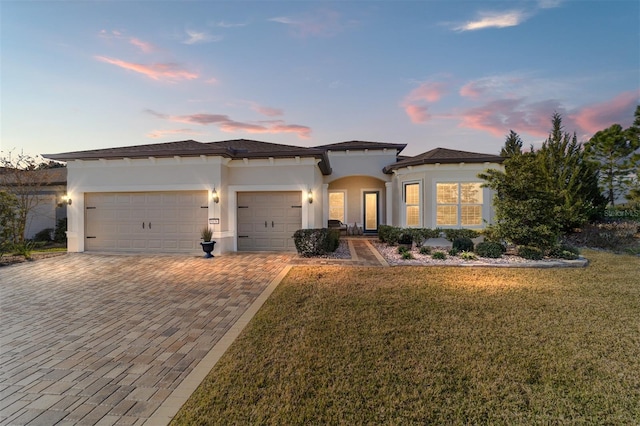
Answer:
[{"left": 172, "top": 250, "right": 640, "bottom": 425}]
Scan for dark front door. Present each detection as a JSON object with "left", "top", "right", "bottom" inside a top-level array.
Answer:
[{"left": 363, "top": 191, "right": 379, "bottom": 234}]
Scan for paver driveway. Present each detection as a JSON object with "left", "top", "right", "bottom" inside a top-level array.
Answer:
[{"left": 0, "top": 253, "right": 292, "bottom": 425}]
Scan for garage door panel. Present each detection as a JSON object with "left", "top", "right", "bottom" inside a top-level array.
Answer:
[
  {"left": 85, "top": 191, "right": 207, "bottom": 253},
  {"left": 237, "top": 191, "right": 301, "bottom": 252}
]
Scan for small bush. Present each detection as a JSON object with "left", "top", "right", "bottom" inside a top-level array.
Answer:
[
  {"left": 398, "top": 232, "right": 413, "bottom": 246},
  {"left": 452, "top": 237, "right": 474, "bottom": 252},
  {"left": 448, "top": 248, "right": 459, "bottom": 256},
  {"left": 397, "top": 245, "right": 409, "bottom": 254},
  {"left": 293, "top": 228, "right": 340, "bottom": 257},
  {"left": 548, "top": 243, "right": 580, "bottom": 259},
  {"left": 444, "top": 229, "right": 479, "bottom": 241},
  {"left": 33, "top": 228, "right": 53, "bottom": 242},
  {"left": 432, "top": 251, "right": 447, "bottom": 260},
  {"left": 378, "top": 225, "right": 402, "bottom": 245},
  {"left": 54, "top": 218, "right": 67, "bottom": 243},
  {"left": 460, "top": 251, "right": 477, "bottom": 260},
  {"left": 475, "top": 241, "right": 504, "bottom": 258},
  {"left": 11, "top": 241, "right": 41, "bottom": 260},
  {"left": 419, "top": 245, "right": 432, "bottom": 255},
  {"left": 517, "top": 245, "right": 544, "bottom": 260},
  {"left": 401, "top": 250, "right": 414, "bottom": 260}
]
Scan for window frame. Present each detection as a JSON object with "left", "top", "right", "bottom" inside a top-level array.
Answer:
[
  {"left": 435, "top": 181, "right": 483, "bottom": 228},
  {"left": 403, "top": 181, "right": 421, "bottom": 228},
  {"left": 328, "top": 190, "right": 346, "bottom": 223}
]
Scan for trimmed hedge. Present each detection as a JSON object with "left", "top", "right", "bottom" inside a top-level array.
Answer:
[
  {"left": 517, "top": 245, "right": 544, "bottom": 260},
  {"left": 452, "top": 237, "right": 474, "bottom": 252},
  {"left": 293, "top": 228, "right": 340, "bottom": 257},
  {"left": 444, "top": 228, "right": 480, "bottom": 241}
]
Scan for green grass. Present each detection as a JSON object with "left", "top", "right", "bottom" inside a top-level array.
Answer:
[{"left": 172, "top": 250, "right": 640, "bottom": 425}]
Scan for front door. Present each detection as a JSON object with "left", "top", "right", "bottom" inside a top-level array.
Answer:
[{"left": 363, "top": 191, "right": 379, "bottom": 234}]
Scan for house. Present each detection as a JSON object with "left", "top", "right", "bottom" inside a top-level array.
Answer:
[
  {"left": 0, "top": 167, "right": 68, "bottom": 240},
  {"left": 44, "top": 139, "right": 503, "bottom": 255}
]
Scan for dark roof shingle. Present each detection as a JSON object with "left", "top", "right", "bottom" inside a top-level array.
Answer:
[{"left": 383, "top": 147, "right": 503, "bottom": 173}]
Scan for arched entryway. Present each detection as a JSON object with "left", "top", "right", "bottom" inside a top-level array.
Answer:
[{"left": 325, "top": 175, "right": 388, "bottom": 234}]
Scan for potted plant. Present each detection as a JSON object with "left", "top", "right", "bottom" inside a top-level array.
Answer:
[{"left": 200, "top": 226, "right": 216, "bottom": 258}]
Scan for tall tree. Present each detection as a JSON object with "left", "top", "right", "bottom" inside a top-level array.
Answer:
[
  {"left": 500, "top": 130, "right": 523, "bottom": 157},
  {"left": 480, "top": 113, "right": 606, "bottom": 250},
  {"left": 585, "top": 118, "right": 639, "bottom": 205},
  {"left": 538, "top": 113, "right": 605, "bottom": 230},
  {"left": 625, "top": 106, "right": 640, "bottom": 204}
]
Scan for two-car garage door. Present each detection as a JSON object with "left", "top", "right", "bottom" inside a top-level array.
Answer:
[
  {"left": 85, "top": 192, "right": 208, "bottom": 252},
  {"left": 84, "top": 190, "right": 302, "bottom": 253}
]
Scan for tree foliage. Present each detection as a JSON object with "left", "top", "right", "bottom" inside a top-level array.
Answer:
[
  {"left": 500, "top": 130, "right": 523, "bottom": 157},
  {"left": 624, "top": 106, "right": 640, "bottom": 204},
  {"left": 0, "top": 191, "right": 19, "bottom": 256},
  {"left": 584, "top": 105, "right": 640, "bottom": 205},
  {"left": 480, "top": 113, "right": 606, "bottom": 250},
  {"left": 0, "top": 151, "right": 59, "bottom": 244}
]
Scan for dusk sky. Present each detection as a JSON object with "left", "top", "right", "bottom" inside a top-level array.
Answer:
[{"left": 2, "top": 0, "right": 639, "bottom": 158}]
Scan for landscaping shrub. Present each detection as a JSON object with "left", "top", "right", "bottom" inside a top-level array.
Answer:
[
  {"left": 517, "top": 245, "right": 544, "bottom": 260},
  {"left": 401, "top": 250, "right": 414, "bottom": 260},
  {"left": 378, "top": 225, "right": 402, "bottom": 245},
  {"left": 474, "top": 241, "right": 504, "bottom": 258},
  {"left": 452, "top": 237, "right": 474, "bottom": 252},
  {"left": 444, "top": 228, "right": 479, "bottom": 241},
  {"left": 548, "top": 243, "right": 580, "bottom": 260},
  {"left": 418, "top": 245, "right": 432, "bottom": 255},
  {"left": 448, "top": 248, "right": 459, "bottom": 256},
  {"left": 33, "top": 228, "right": 53, "bottom": 242},
  {"left": 432, "top": 251, "right": 447, "bottom": 260},
  {"left": 54, "top": 218, "right": 67, "bottom": 243},
  {"left": 398, "top": 231, "right": 413, "bottom": 246},
  {"left": 293, "top": 228, "right": 340, "bottom": 257},
  {"left": 411, "top": 228, "right": 441, "bottom": 247},
  {"left": 460, "top": 251, "right": 477, "bottom": 260},
  {"left": 397, "top": 245, "right": 409, "bottom": 254}
]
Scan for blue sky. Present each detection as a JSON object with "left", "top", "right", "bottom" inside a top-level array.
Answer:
[{"left": 2, "top": 0, "right": 638, "bottom": 158}]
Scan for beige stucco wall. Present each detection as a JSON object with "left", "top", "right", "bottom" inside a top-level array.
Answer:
[
  {"left": 324, "top": 149, "right": 397, "bottom": 182},
  {"left": 327, "top": 176, "right": 387, "bottom": 227},
  {"left": 65, "top": 155, "right": 321, "bottom": 253},
  {"left": 391, "top": 162, "right": 503, "bottom": 229}
]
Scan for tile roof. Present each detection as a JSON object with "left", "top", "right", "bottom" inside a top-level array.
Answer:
[
  {"left": 383, "top": 147, "right": 504, "bottom": 173},
  {"left": 314, "top": 140, "right": 407, "bottom": 152},
  {"left": 44, "top": 139, "right": 332, "bottom": 174}
]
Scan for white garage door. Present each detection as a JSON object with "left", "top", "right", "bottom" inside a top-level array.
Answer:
[
  {"left": 237, "top": 191, "right": 302, "bottom": 251},
  {"left": 85, "top": 191, "right": 208, "bottom": 253}
]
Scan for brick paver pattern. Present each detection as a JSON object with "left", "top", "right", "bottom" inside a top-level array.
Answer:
[{"left": 0, "top": 253, "right": 292, "bottom": 425}]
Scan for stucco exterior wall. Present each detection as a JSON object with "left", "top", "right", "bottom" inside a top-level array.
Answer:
[
  {"left": 327, "top": 176, "right": 387, "bottom": 226},
  {"left": 324, "top": 150, "right": 396, "bottom": 182},
  {"left": 391, "top": 162, "right": 502, "bottom": 229}
]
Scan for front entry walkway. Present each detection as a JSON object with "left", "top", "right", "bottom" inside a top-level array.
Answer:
[
  {"left": 289, "top": 238, "right": 389, "bottom": 267},
  {"left": 0, "top": 253, "right": 292, "bottom": 425}
]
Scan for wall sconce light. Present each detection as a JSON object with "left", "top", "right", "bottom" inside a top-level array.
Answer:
[
  {"left": 212, "top": 188, "right": 220, "bottom": 204},
  {"left": 307, "top": 189, "right": 313, "bottom": 204},
  {"left": 58, "top": 193, "right": 72, "bottom": 207}
]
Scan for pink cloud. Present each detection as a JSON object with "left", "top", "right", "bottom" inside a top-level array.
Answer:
[
  {"left": 146, "top": 110, "right": 311, "bottom": 139},
  {"left": 252, "top": 104, "right": 284, "bottom": 117},
  {"left": 129, "top": 38, "right": 154, "bottom": 53},
  {"left": 459, "top": 81, "right": 486, "bottom": 99},
  {"left": 570, "top": 90, "right": 639, "bottom": 135},
  {"left": 146, "top": 129, "right": 201, "bottom": 139},
  {"left": 405, "top": 105, "right": 431, "bottom": 124},
  {"left": 95, "top": 56, "right": 198, "bottom": 81},
  {"left": 401, "top": 81, "right": 449, "bottom": 123},
  {"left": 459, "top": 98, "right": 562, "bottom": 137},
  {"left": 220, "top": 120, "right": 311, "bottom": 139},
  {"left": 406, "top": 81, "right": 449, "bottom": 103}
]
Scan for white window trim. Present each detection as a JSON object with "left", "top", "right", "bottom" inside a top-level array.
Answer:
[
  {"left": 402, "top": 180, "right": 422, "bottom": 228},
  {"left": 433, "top": 181, "right": 484, "bottom": 228}
]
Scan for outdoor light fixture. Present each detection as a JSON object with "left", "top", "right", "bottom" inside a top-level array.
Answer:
[
  {"left": 307, "top": 189, "right": 313, "bottom": 204},
  {"left": 58, "top": 193, "right": 72, "bottom": 207},
  {"left": 212, "top": 188, "right": 220, "bottom": 204}
]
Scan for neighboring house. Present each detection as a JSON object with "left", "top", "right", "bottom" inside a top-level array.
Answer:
[
  {"left": 44, "top": 139, "right": 503, "bottom": 255},
  {"left": 0, "top": 167, "right": 68, "bottom": 240}
]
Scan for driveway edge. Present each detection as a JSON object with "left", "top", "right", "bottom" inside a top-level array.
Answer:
[{"left": 145, "top": 264, "right": 293, "bottom": 425}]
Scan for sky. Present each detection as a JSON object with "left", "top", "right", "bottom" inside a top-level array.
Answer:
[{"left": 2, "top": 0, "right": 639, "bottom": 159}]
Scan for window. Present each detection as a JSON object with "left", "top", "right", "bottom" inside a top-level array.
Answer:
[
  {"left": 404, "top": 182, "right": 420, "bottom": 227},
  {"left": 329, "top": 191, "right": 345, "bottom": 222},
  {"left": 436, "top": 182, "right": 483, "bottom": 226}
]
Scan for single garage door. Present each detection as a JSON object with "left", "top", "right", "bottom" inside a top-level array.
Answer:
[
  {"left": 237, "top": 191, "right": 302, "bottom": 251},
  {"left": 85, "top": 191, "right": 208, "bottom": 252}
]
